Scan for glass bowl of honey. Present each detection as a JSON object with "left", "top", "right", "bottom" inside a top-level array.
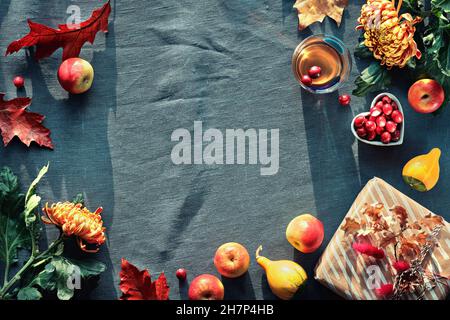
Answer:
[{"left": 292, "top": 34, "right": 352, "bottom": 94}]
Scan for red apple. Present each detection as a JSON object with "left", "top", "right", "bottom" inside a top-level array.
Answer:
[
  {"left": 188, "top": 274, "right": 224, "bottom": 300},
  {"left": 214, "top": 242, "right": 250, "bottom": 278},
  {"left": 57, "top": 58, "right": 94, "bottom": 94},
  {"left": 286, "top": 214, "right": 324, "bottom": 253},
  {"left": 408, "top": 79, "right": 445, "bottom": 113}
]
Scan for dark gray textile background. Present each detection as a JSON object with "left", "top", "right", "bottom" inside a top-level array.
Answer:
[{"left": 0, "top": 1, "right": 448, "bottom": 300}]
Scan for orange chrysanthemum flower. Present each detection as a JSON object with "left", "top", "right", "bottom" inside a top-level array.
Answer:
[
  {"left": 42, "top": 202, "right": 106, "bottom": 253},
  {"left": 356, "top": 0, "right": 421, "bottom": 68}
]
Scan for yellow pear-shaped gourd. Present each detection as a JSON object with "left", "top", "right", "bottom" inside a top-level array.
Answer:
[
  {"left": 403, "top": 148, "right": 441, "bottom": 192},
  {"left": 255, "top": 245, "right": 307, "bottom": 300}
]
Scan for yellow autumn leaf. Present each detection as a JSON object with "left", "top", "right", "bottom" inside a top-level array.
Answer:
[{"left": 293, "top": 0, "right": 349, "bottom": 30}]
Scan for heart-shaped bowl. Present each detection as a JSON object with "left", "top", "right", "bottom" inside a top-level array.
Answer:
[{"left": 351, "top": 92, "right": 405, "bottom": 147}]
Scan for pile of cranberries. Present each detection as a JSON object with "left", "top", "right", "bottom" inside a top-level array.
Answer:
[{"left": 354, "top": 95, "right": 403, "bottom": 144}]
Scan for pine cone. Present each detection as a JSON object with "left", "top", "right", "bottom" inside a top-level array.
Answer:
[{"left": 357, "top": 0, "right": 422, "bottom": 68}]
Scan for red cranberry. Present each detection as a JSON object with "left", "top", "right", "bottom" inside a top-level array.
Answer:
[
  {"left": 365, "top": 120, "right": 376, "bottom": 132},
  {"left": 367, "top": 130, "right": 377, "bottom": 141},
  {"left": 382, "top": 96, "right": 392, "bottom": 104},
  {"left": 382, "top": 103, "right": 393, "bottom": 116},
  {"left": 385, "top": 121, "right": 397, "bottom": 133},
  {"left": 376, "top": 126, "right": 385, "bottom": 136},
  {"left": 376, "top": 116, "right": 386, "bottom": 128},
  {"left": 369, "top": 115, "right": 377, "bottom": 122},
  {"left": 356, "top": 127, "right": 367, "bottom": 138},
  {"left": 391, "top": 101, "right": 398, "bottom": 110},
  {"left": 301, "top": 75, "right": 312, "bottom": 86},
  {"left": 370, "top": 106, "right": 382, "bottom": 117},
  {"left": 176, "top": 268, "right": 187, "bottom": 281},
  {"left": 354, "top": 116, "right": 366, "bottom": 128},
  {"left": 13, "top": 76, "right": 25, "bottom": 88},
  {"left": 338, "top": 94, "right": 351, "bottom": 106},
  {"left": 391, "top": 130, "right": 401, "bottom": 142},
  {"left": 375, "top": 101, "right": 384, "bottom": 109},
  {"left": 308, "top": 66, "right": 321, "bottom": 78},
  {"left": 381, "top": 131, "right": 392, "bottom": 144},
  {"left": 391, "top": 110, "right": 403, "bottom": 123}
]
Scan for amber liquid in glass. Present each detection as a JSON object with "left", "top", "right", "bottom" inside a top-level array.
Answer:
[{"left": 294, "top": 41, "right": 343, "bottom": 90}]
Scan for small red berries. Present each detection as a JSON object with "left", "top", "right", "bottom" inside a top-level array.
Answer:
[
  {"left": 176, "top": 268, "right": 187, "bottom": 281},
  {"left": 376, "top": 115, "right": 386, "bottom": 128},
  {"left": 381, "top": 131, "right": 392, "bottom": 144},
  {"left": 13, "top": 76, "right": 25, "bottom": 88},
  {"left": 382, "top": 103, "right": 393, "bottom": 115},
  {"left": 365, "top": 120, "right": 376, "bottom": 132},
  {"left": 385, "top": 121, "right": 397, "bottom": 133},
  {"left": 391, "top": 110, "right": 403, "bottom": 123},
  {"left": 301, "top": 75, "right": 312, "bottom": 86},
  {"left": 353, "top": 94, "right": 403, "bottom": 145},
  {"left": 338, "top": 94, "right": 351, "bottom": 106},
  {"left": 308, "top": 66, "right": 321, "bottom": 78},
  {"left": 354, "top": 116, "right": 366, "bottom": 128}
]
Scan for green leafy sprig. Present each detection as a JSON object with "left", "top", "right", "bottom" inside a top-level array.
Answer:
[{"left": 0, "top": 165, "right": 105, "bottom": 300}]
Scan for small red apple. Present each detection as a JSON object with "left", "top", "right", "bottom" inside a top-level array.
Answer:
[
  {"left": 188, "top": 274, "right": 224, "bottom": 300},
  {"left": 214, "top": 242, "right": 250, "bottom": 278},
  {"left": 408, "top": 79, "right": 445, "bottom": 113},
  {"left": 286, "top": 214, "right": 324, "bottom": 253},
  {"left": 57, "top": 57, "right": 94, "bottom": 94}
]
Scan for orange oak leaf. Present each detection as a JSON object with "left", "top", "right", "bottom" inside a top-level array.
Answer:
[
  {"left": 341, "top": 217, "right": 361, "bottom": 235},
  {"left": 6, "top": 1, "right": 111, "bottom": 61},
  {"left": 390, "top": 205, "right": 409, "bottom": 229},
  {"left": 0, "top": 93, "right": 53, "bottom": 149},
  {"left": 293, "top": 0, "right": 349, "bottom": 30},
  {"left": 119, "top": 258, "right": 169, "bottom": 300},
  {"left": 416, "top": 213, "right": 444, "bottom": 231}
]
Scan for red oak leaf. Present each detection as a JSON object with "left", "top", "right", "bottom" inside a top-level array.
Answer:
[
  {"left": 0, "top": 93, "right": 53, "bottom": 149},
  {"left": 375, "top": 283, "right": 394, "bottom": 298},
  {"left": 6, "top": 1, "right": 111, "bottom": 61},
  {"left": 392, "top": 260, "right": 411, "bottom": 273},
  {"left": 119, "top": 258, "right": 169, "bottom": 300},
  {"left": 352, "top": 242, "right": 385, "bottom": 259}
]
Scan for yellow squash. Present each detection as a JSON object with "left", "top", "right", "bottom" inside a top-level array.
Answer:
[
  {"left": 402, "top": 148, "right": 441, "bottom": 192},
  {"left": 255, "top": 246, "right": 307, "bottom": 300}
]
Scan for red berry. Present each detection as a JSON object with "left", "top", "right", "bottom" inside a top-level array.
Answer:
[
  {"left": 375, "top": 126, "right": 385, "bottom": 136},
  {"left": 308, "top": 66, "right": 321, "bottom": 78},
  {"left": 367, "top": 130, "right": 377, "bottom": 141},
  {"left": 365, "top": 120, "right": 376, "bottom": 132},
  {"left": 391, "top": 110, "right": 403, "bottom": 123},
  {"left": 385, "top": 121, "right": 397, "bottom": 133},
  {"left": 356, "top": 127, "right": 367, "bottom": 138},
  {"left": 301, "top": 75, "right": 312, "bottom": 86},
  {"left": 382, "top": 103, "right": 393, "bottom": 116},
  {"left": 13, "top": 76, "right": 25, "bottom": 88},
  {"left": 176, "top": 268, "right": 187, "bottom": 281},
  {"left": 382, "top": 96, "right": 392, "bottom": 104},
  {"left": 375, "top": 101, "right": 384, "bottom": 109},
  {"left": 376, "top": 116, "right": 386, "bottom": 128},
  {"left": 368, "top": 115, "right": 377, "bottom": 122},
  {"left": 381, "top": 131, "right": 392, "bottom": 144},
  {"left": 370, "top": 106, "right": 382, "bottom": 117},
  {"left": 391, "top": 130, "right": 401, "bottom": 142},
  {"left": 354, "top": 116, "right": 366, "bottom": 128},
  {"left": 338, "top": 94, "right": 351, "bottom": 106}
]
